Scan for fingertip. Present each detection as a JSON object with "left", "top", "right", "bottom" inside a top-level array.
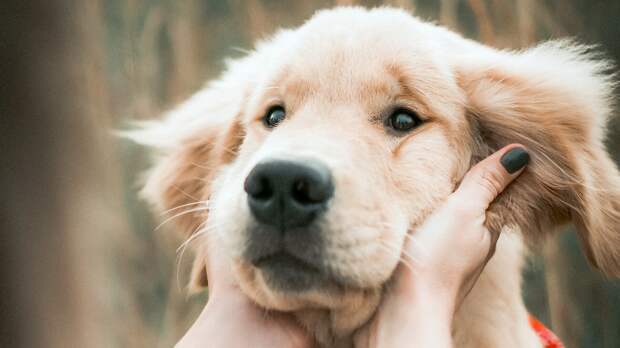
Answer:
[
  {"left": 452, "top": 144, "right": 530, "bottom": 209},
  {"left": 499, "top": 146, "right": 530, "bottom": 175}
]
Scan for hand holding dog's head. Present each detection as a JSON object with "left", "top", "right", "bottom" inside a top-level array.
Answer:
[
  {"left": 456, "top": 42, "right": 620, "bottom": 276},
  {"left": 128, "top": 6, "right": 620, "bottom": 342}
]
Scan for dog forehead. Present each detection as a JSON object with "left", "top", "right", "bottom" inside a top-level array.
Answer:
[
  {"left": 268, "top": 11, "right": 458, "bottom": 104},
  {"left": 288, "top": 15, "right": 434, "bottom": 80},
  {"left": 244, "top": 7, "right": 465, "bottom": 128}
]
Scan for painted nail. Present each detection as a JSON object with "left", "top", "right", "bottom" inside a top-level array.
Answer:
[{"left": 500, "top": 147, "right": 530, "bottom": 174}]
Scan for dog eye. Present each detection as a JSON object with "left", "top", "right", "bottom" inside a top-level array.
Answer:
[
  {"left": 386, "top": 108, "right": 422, "bottom": 132},
  {"left": 264, "top": 106, "right": 286, "bottom": 128}
]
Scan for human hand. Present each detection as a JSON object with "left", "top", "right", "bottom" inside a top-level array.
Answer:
[
  {"left": 175, "top": 232, "right": 313, "bottom": 348},
  {"left": 357, "top": 144, "right": 530, "bottom": 348},
  {"left": 178, "top": 144, "right": 529, "bottom": 348}
]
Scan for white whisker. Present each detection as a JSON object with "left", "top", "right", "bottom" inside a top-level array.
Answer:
[
  {"left": 161, "top": 201, "right": 209, "bottom": 216},
  {"left": 175, "top": 221, "right": 225, "bottom": 254},
  {"left": 175, "top": 221, "right": 229, "bottom": 291},
  {"left": 154, "top": 205, "right": 210, "bottom": 231},
  {"left": 230, "top": 46, "right": 252, "bottom": 54},
  {"left": 190, "top": 161, "right": 216, "bottom": 171},
  {"left": 172, "top": 184, "right": 200, "bottom": 202}
]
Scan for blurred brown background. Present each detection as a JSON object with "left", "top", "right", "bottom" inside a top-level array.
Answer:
[{"left": 2, "top": 1, "right": 619, "bottom": 347}]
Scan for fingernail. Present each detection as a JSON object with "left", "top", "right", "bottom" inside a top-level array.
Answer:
[{"left": 500, "top": 147, "right": 530, "bottom": 174}]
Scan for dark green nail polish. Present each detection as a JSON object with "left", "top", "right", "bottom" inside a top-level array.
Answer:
[{"left": 500, "top": 147, "right": 530, "bottom": 174}]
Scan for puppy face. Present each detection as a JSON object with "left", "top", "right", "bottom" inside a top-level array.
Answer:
[
  {"left": 132, "top": 6, "right": 620, "bottom": 340},
  {"left": 206, "top": 10, "right": 472, "bottom": 315}
]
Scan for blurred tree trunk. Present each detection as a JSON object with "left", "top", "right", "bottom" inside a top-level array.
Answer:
[
  {"left": 0, "top": 1, "right": 132, "bottom": 347},
  {"left": 1, "top": 1, "right": 97, "bottom": 347}
]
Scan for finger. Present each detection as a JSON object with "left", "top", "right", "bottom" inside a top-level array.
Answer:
[
  {"left": 204, "top": 232, "right": 237, "bottom": 296},
  {"left": 452, "top": 144, "right": 530, "bottom": 212}
]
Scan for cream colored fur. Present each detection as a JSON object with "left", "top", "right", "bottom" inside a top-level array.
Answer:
[{"left": 127, "top": 6, "right": 620, "bottom": 348}]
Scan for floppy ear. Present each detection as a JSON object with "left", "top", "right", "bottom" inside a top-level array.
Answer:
[
  {"left": 125, "top": 58, "right": 251, "bottom": 290},
  {"left": 457, "top": 41, "right": 620, "bottom": 277}
]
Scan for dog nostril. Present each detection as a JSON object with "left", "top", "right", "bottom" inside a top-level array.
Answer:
[
  {"left": 245, "top": 175, "right": 273, "bottom": 200},
  {"left": 292, "top": 177, "right": 331, "bottom": 205},
  {"left": 292, "top": 179, "right": 313, "bottom": 204}
]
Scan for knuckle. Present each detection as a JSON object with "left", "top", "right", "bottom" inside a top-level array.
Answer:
[{"left": 478, "top": 168, "right": 503, "bottom": 198}]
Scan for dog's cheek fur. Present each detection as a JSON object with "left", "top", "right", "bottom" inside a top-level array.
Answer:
[
  {"left": 141, "top": 118, "right": 246, "bottom": 290},
  {"left": 127, "top": 61, "right": 253, "bottom": 289},
  {"left": 141, "top": 133, "right": 219, "bottom": 236},
  {"left": 144, "top": 134, "right": 217, "bottom": 290},
  {"left": 458, "top": 41, "right": 620, "bottom": 276}
]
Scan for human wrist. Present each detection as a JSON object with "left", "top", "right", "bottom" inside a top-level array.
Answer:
[
  {"left": 206, "top": 284, "right": 254, "bottom": 314},
  {"left": 412, "top": 281, "right": 457, "bottom": 318},
  {"left": 391, "top": 275, "right": 459, "bottom": 328},
  {"left": 406, "top": 287, "right": 455, "bottom": 347},
  {"left": 396, "top": 270, "right": 459, "bottom": 313},
  {"left": 375, "top": 284, "right": 455, "bottom": 348}
]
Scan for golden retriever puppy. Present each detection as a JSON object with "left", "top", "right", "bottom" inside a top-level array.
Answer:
[{"left": 129, "top": 6, "right": 620, "bottom": 348}]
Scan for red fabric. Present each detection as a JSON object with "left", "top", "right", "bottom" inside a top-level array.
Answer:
[{"left": 529, "top": 316, "right": 564, "bottom": 348}]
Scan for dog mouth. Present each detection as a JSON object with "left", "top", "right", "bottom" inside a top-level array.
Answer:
[
  {"left": 251, "top": 251, "right": 325, "bottom": 291},
  {"left": 254, "top": 251, "right": 321, "bottom": 273}
]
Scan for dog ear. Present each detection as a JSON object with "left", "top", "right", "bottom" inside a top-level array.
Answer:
[
  {"left": 457, "top": 41, "right": 620, "bottom": 277},
  {"left": 124, "top": 58, "right": 251, "bottom": 290}
]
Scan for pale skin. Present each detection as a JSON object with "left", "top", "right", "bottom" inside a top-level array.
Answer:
[{"left": 177, "top": 144, "right": 529, "bottom": 348}]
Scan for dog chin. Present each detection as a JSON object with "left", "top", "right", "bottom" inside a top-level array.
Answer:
[
  {"left": 233, "top": 261, "right": 357, "bottom": 311},
  {"left": 253, "top": 252, "right": 328, "bottom": 292}
]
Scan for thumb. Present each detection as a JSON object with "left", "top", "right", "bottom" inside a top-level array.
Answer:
[{"left": 452, "top": 144, "right": 530, "bottom": 212}]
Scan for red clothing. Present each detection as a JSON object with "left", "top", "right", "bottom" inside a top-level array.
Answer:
[{"left": 529, "top": 316, "right": 564, "bottom": 348}]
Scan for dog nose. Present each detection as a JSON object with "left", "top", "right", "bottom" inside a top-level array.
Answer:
[{"left": 244, "top": 160, "right": 333, "bottom": 228}]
